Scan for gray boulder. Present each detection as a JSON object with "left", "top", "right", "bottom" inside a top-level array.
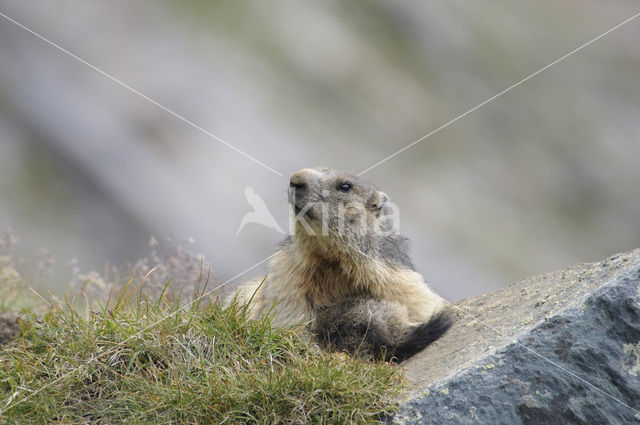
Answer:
[{"left": 393, "top": 249, "right": 640, "bottom": 424}]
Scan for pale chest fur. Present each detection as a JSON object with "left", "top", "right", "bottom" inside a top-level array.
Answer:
[{"left": 259, "top": 243, "right": 445, "bottom": 328}]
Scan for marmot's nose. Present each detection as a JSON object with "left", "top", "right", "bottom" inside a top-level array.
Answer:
[
  {"left": 289, "top": 177, "right": 306, "bottom": 207},
  {"left": 289, "top": 170, "right": 309, "bottom": 193},
  {"left": 289, "top": 178, "right": 306, "bottom": 191}
]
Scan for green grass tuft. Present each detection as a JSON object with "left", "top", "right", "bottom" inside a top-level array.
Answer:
[{"left": 0, "top": 282, "right": 404, "bottom": 424}]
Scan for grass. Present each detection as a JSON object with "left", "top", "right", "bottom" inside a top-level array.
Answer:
[
  {"left": 0, "top": 279, "right": 404, "bottom": 424},
  {"left": 0, "top": 260, "right": 43, "bottom": 315}
]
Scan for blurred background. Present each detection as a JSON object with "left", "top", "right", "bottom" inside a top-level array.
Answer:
[{"left": 1, "top": 0, "right": 639, "bottom": 300}]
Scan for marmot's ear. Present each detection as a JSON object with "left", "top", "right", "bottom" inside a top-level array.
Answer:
[{"left": 371, "top": 191, "right": 389, "bottom": 211}]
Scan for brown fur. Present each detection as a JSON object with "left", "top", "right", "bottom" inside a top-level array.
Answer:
[
  {"left": 315, "top": 298, "right": 455, "bottom": 361},
  {"left": 229, "top": 167, "right": 453, "bottom": 357}
]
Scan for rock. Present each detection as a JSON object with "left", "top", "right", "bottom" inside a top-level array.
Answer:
[
  {"left": 392, "top": 249, "right": 640, "bottom": 425},
  {"left": 0, "top": 312, "right": 21, "bottom": 345}
]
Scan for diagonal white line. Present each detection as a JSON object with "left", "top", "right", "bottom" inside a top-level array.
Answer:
[
  {"left": 352, "top": 246, "right": 640, "bottom": 416},
  {"left": 358, "top": 11, "right": 640, "bottom": 176},
  {"left": 0, "top": 10, "right": 283, "bottom": 177},
  {"left": 28, "top": 287, "right": 51, "bottom": 307},
  {"left": 0, "top": 251, "right": 278, "bottom": 414}
]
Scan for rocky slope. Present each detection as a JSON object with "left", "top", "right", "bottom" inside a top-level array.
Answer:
[{"left": 394, "top": 249, "right": 640, "bottom": 424}]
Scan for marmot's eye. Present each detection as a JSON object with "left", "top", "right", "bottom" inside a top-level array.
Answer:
[{"left": 337, "top": 181, "right": 353, "bottom": 192}]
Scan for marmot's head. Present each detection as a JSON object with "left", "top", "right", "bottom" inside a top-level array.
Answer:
[{"left": 288, "top": 168, "right": 393, "bottom": 244}]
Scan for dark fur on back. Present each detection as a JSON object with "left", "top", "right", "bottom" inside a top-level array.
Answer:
[
  {"left": 280, "top": 233, "right": 414, "bottom": 269},
  {"left": 378, "top": 234, "right": 414, "bottom": 269},
  {"left": 315, "top": 298, "right": 456, "bottom": 362}
]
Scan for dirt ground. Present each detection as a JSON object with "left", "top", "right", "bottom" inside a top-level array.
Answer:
[{"left": 0, "top": 312, "right": 20, "bottom": 345}]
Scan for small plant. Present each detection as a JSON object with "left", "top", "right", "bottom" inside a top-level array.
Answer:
[
  {"left": 0, "top": 276, "right": 404, "bottom": 424},
  {"left": 67, "top": 235, "right": 218, "bottom": 305},
  {"left": 0, "top": 229, "right": 49, "bottom": 313}
]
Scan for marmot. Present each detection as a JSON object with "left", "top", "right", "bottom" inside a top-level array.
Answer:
[
  {"left": 231, "top": 167, "right": 455, "bottom": 361},
  {"left": 315, "top": 298, "right": 455, "bottom": 361}
]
